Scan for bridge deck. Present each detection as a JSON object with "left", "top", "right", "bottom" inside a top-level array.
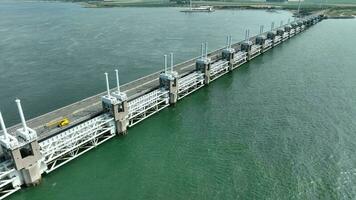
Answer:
[{"left": 6, "top": 42, "right": 244, "bottom": 141}]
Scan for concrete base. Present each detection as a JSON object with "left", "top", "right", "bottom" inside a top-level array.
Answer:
[
  {"left": 116, "top": 120, "right": 128, "bottom": 136},
  {"left": 21, "top": 164, "right": 41, "bottom": 186},
  {"left": 222, "top": 49, "right": 235, "bottom": 72},
  {"left": 106, "top": 102, "right": 129, "bottom": 135},
  {"left": 159, "top": 72, "right": 179, "bottom": 105},
  {"left": 169, "top": 93, "right": 178, "bottom": 105},
  {"left": 196, "top": 58, "right": 211, "bottom": 85}
]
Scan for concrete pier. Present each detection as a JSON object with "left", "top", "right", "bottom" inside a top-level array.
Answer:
[{"left": 160, "top": 54, "right": 179, "bottom": 105}]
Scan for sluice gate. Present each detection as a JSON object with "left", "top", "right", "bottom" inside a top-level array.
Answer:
[
  {"left": 39, "top": 114, "right": 116, "bottom": 173},
  {"left": 177, "top": 72, "right": 204, "bottom": 100},
  {"left": 0, "top": 15, "right": 324, "bottom": 199},
  {"left": 127, "top": 89, "right": 170, "bottom": 127}
]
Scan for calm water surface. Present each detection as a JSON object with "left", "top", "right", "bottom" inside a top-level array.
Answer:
[
  {"left": 0, "top": 1, "right": 292, "bottom": 124},
  {"left": 1, "top": 1, "right": 356, "bottom": 200}
]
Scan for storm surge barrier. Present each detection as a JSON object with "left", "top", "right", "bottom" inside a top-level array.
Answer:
[{"left": 0, "top": 15, "right": 324, "bottom": 199}]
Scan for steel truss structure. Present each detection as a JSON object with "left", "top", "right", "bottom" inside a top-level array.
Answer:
[
  {"left": 290, "top": 29, "right": 296, "bottom": 37},
  {"left": 263, "top": 40, "right": 273, "bottom": 52},
  {"left": 282, "top": 32, "right": 289, "bottom": 41},
  {"left": 178, "top": 72, "right": 204, "bottom": 100},
  {"left": 128, "top": 89, "right": 169, "bottom": 127},
  {"left": 274, "top": 36, "right": 282, "bottom": 46},
  {"left": 249, "top": 45, "right": 262, "bottom": 60},
  {"left": 233, "top": 51, "right": 248, "bottom": 68},
  {"left": 0, "top": 167, "right": 19, "bottom": 200},
  {"left": 296, "top": 27, "right": 301, "bottom": 33},
  {"left": 39, "top": 114, "right": 115, "bottom": 173},
  {"left": 210, "top": 60, "right": 229, "bottom": 81}
]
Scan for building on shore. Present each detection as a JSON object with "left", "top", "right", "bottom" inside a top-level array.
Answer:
[{"left": 266, "top": 0, "right": 288, "bottom": 2}]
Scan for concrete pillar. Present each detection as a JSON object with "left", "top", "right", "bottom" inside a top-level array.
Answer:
[
  {"left": 319, "top": 14, "right": 325, "bottom": 21},
  {"left": 1, "top": 99, "right": 45, "bottom": 186},
  {"left": 102, "top": 98, "right": 128, "bottom": 135},
  {"left": 222, "top": 48, "right": 235, "bottom": 71},
  {"left": 306, "top": 19, "right": 312, "bottom": 27},
  {"left": 291, "top": 23, "right": 298, "bottom": 32},
  {"left": 256, "top": 35, "right": 266, "bottom": 52},
  {"left": 159, "top": 71, "right": 179, "bottom": 105},
  {"left": 241, "top": 41, "right": 253, "bottom": 60},
  {"left": 10, "top": 140, "right": 42, "bottom": 186},
  {"left": 267, "top": 31, "right": 276, "bottom": 46},
  {"left": 196, "top": 58, "right": 211, "bottom": 85},
  {"left": 113, "top": 102, "right": 128, "bottom": 135},
  {"left": 286, "top": 26, "right": 292, "bottom": 38},
  {"left": 101, "top": 72, "right": 129, "bottom": 135},
  {"left": 21, "top": 164, "right": 41, "bottom": 186},
  {"left": 297, "top": 21, "right": 303, "bottom": 31},
  {"left": 277, "top": 28, "right": 285, "bottom": 41}
]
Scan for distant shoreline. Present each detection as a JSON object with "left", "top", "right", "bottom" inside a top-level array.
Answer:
[{"left": 58, "top": 0, "right": 356, "bottom": 18}]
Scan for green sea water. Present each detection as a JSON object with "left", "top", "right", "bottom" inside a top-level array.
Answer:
[
  {"left": 1, "top": 1, "right": 356, "bottom": 200},
  {"left": 0, "top": 1, "right": 292, "bottom": 125}
]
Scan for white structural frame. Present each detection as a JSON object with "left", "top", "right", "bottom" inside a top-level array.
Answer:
[
  {"left": 0, "top": 112, "right": 19, "bottom": 150},
  {"left": 210, "top": 60, "right": 229, "bottom": 81},
  {"left": 233, "top": 51, "right": 248, "bottom": 68},
  {"left": 296, "top": 26, "right": 301, "bottom": 33},
  {"left": 178, "top": 72, "right": 204, "bottom": 100},
  {"left": 39, "top": 114, "right": 115, "bottom": 173},
  {"left": 301, "top": 25, "right": 305, "bottom": 31},
  {"left": 249, "top": 45, "right": 262, "bottom": 60},
  {"left": 263, "top": 39, "right": 273, "bottom": 52},
  {"left": 274, "top": 36, "right": 282, "bottom": 46},
  {"left": 282, "top": 32, "right": 289, "bottom": 41},
  {"left": 0, "top": 166, "right": 20, "bottom": 200},
  {"left": 127, "top": 89, "right": 169, "bottom": 127}
]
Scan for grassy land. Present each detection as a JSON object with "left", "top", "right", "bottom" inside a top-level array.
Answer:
[
  {"left": 76, "top": 0, "right": 356, "bottom": 17},
  {"left": 81, "top": 0, "right": 171, "bottom": 7},
  {"left": 324, "top": 8, "right": 356, "bottom": 18}
]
